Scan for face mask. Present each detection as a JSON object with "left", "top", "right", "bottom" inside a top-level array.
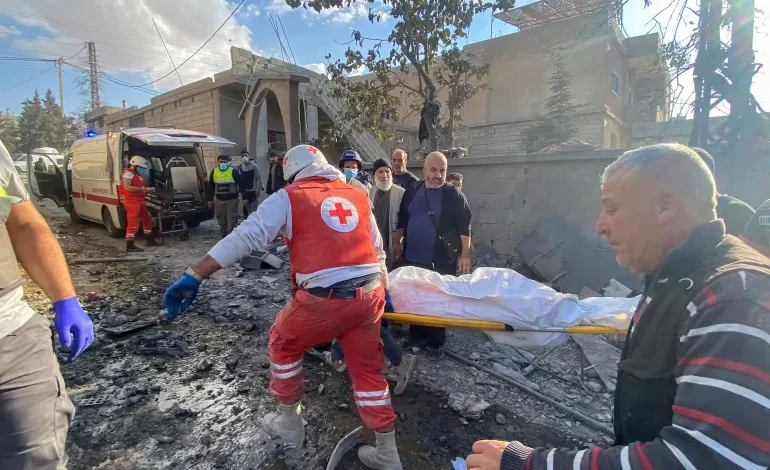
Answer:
[
  {"left": 219, "top": 163, "right": 229, "bottom": 171},
  {"left": 343, "top": 168, "right": 358, "bottom": 180},
  {"left": 136, "top": 167, "right": 149, "bottom": 177},
  {"left": 242, "top": 156, "right": 249, "bottom": 163}
]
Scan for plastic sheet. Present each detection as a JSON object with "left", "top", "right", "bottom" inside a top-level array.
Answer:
[{"left": 389, "top": 266, "right": 638, "bottom": 348}]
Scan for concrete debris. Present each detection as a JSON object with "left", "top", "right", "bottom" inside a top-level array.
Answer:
[
  {"left": 602, "top": 279, "right": 633, "bottom": 298},
  {"left": 88, "top": 264, "right": 106, "bottom": 275},
  {"left": 134, "top": 332, "right": 190, "bottom": 357},
  {"left": 495, "top": 413, "right": 507, "bottom": 425},
  {"left": 447, "top": 393, "right": 492, "bottom": 420},
  {"left": 585, "top": 381, "right": 603, "bottom": 393},
  {"left": 156, "top": 436, "right": 176, "bottom": 444},
  {"left": 491, "top": 363, "right": 540, "bottom": 391},
  {"left": 225, "top": 354, "right": 240, "bottom": 371},
  {"left": 468, "top": 352, "right": 481, "bottom": 361},
  {"left": 196, "top": 358, "right": 214, "bottom": 372}
]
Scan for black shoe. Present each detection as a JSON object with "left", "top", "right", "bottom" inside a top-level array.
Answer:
[
  {"left": 126, "top": 241, "right": 144, "bottom": 253},
  {"left": 145, "top": 236, "right": 160, "bottom": 247}
]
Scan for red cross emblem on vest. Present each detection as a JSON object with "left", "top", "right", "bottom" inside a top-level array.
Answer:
[{"left": 321, "top": 197, "right": 359, "bottom": 232}]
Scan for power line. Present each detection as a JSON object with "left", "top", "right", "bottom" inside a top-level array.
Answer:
[
  {"left": 133, "top": 0, "right": 247, "bottom": 87},
  {"left": 0, "top": 10, "right": 232, "bottom": 61},
  {"left": 0, "top": 63, "right": 57, "bottom": 93},
  {"left": 153, "top": 18, "right": 184, "bottom": 86}
]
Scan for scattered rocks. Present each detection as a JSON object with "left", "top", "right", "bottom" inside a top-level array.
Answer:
[
  {"left": 439, "top": 436, "right": 448, "bottom": 444},
  {"left": 156, "top": 436, "right": 175, "bottom": 444},
  {"left": 585, "top": 381, "right": 603, "bottom": 393},
  {"left": 88, "top": 265, "right": 106, "bottom": 275},
  {"left": 200, "top": 435, "right": 213, "bottom": 447},
  {"left": 448, "top": 393, "right": 491, "bottom": 420},
  {"left": 317, "top": 384, "right": 325, "bottom": 394},
  {"left": 127, "top": 396, "right": 142, "bottom": 406},
  {"left": 468, "top": 352, "right": 481, "bottom": 361},
  {"left": 225, "top": 354, "right": 240, "bottom": 371},
  {"left": 214, "top": 316, "right": 229, "bottom": 325},
  {"left": 459, "top": 418, "right": 469, "bottom": 425},
  {"left": 495, "top": 413, "right": 507, "bottom": 425},
  {"left": 338, "top": 403, "right": 351, "bottom": 411},
  {"left": 491, "top": 363, "right": 540, "bottom": 391},
  {"left": 197, "top": 358, "right": 214, "bottom": 372}
]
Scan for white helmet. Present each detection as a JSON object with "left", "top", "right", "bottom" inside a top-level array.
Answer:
[
  {"left": 129, "top": 156, "right": 149, "bottom": 168},
  {"left": 283, "top": 145, "right": 327, "bottom": 179}
]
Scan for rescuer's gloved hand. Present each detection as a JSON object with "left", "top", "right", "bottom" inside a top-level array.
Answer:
[
  {"left": 163, "top": 272, "right": 202, "bottom": 318},
  {"left": 53, "top": 296, "right": 95, "bottom": 362}
]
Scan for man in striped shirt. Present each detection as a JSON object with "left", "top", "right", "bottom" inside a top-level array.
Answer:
[{"left": 467, "top": 143, "right": 770, "bottom": 470}]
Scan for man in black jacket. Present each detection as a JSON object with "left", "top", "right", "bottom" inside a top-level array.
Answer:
[
  {"left": 691, "top": 147, "right": 755, "bottom": 236},
  {"left": 394, "top": 151, "right": 472, "bottom": 355},
  {"left": 468, "top": 143, "right": 770, "bottom": 470},
  {"left": 265, "top": 151, "right": 286, "bottom": 195}
]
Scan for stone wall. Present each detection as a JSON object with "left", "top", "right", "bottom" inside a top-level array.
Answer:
[
  {"left": 103, "top": 78, "right": 221, "bottom": 168},
  {"left": 400, "top": 147, "right": 769, "bottom": 257},
  {"left": 404, "top": 149, "right": 625, "bottom": 256}
]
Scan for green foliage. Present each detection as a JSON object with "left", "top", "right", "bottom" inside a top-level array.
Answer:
[
  {"left": 522, "top": 53, "right": 582, "bottom": 152},
  {"left": 288, "top": 0, "right": 513, "bottom": 151},
  {"left": 16, "top": 89, "right": 76, "bottom": 153},
  {"left": 435, "top": 46, "right": 489, "bottom": 147},
  {"left": 0, "top": 110, "right": 19, "bottom": 154}
]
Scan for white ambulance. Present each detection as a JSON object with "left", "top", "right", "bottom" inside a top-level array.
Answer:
[{"left": 28, "top": 128, "right": 236, "bottom": 237}]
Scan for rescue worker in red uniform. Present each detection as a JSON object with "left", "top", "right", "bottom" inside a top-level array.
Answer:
[
  {"left": 122, "top": 156, "right": 158, "bottom": 252},
  {"left": 162, "top": 145, "right": 402, "bottom": 469}
]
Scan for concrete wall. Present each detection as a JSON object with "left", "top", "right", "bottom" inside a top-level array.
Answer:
[
  {"left": 403, "top": 149, "right": 624, "bottom": 256},
  {"left": 103, "top": 78, "right": 221, "bottom": 168}
]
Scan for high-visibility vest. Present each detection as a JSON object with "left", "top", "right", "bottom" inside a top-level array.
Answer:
[
  {"left": 0, "top": 185, "right": 22, "bottom": 298},
  {"left": 213, "top": 167, "right": 237, "bottom": 196},
  {"left": 284, "top": 177, "right": 378, "bottom": 287},
  {"left": 121, "top": 167, "right": 146, "bottom": 204}
]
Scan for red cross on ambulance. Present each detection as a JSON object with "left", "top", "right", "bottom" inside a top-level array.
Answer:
[{"left": 321, "top": 196, "right": 359, "bottom": 232}]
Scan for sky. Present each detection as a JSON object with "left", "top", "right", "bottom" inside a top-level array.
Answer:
[{"left": 0, "top": 0, "right": 767, "bottom": 119}]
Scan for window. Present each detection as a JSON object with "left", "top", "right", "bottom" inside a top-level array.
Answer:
[
  {"left": 129, "top": 113, "right": 145, "bottom": 127},
  {"left": 610, "top": 132, "right": 618, "bottom": 149},
  {"left": 611, "top": 71, "right": 620, "bottom": 96}
]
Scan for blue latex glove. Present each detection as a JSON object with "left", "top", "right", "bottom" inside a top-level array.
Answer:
[
  {"left": 384, "top": 292, "right": 395, "bottom": 313},
  {"left": 163, "top": 274, "right": 202, "bottom": 318},
  {"left": 53, "top": 297, "right": 94, "bottom": 362}
]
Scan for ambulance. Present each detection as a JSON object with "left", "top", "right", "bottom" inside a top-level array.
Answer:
[{"left": 28, "top": 128, "right": 237, "bottom": 237}]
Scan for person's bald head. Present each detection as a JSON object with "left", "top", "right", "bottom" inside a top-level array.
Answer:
[
  {"left": 392, "top": 148, "right": 408, "bottom": 175},
  {"left": 596, "top": 143, "right": 717, "bottom": 273},
  {"left": 423, "top": 151, "right": 448, "bottom": 188}
]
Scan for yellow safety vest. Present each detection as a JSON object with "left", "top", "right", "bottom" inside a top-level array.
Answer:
[{"left": 213, "top": 167, "right": 237, "bottom": 196}]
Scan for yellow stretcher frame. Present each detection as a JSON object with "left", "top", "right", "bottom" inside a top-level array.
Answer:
[{"left": 383, "top": 312, "right": 628, "bottom": 335}]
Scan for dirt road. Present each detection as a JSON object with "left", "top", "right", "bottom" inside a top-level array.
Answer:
[{"left": 27, "top": 199, "right": 613, "bottom": 469}]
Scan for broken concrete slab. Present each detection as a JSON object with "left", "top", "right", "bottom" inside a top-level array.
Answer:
[
  {"left": 571, "top": 335, "right": 620, "bottom": 392},
  {"left": 515, "top": 216, "right": 642, "bottom": 295}
]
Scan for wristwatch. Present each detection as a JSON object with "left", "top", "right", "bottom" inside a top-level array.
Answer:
[{"left": 184, "top": 267, "right": 205, "bottom": 282}]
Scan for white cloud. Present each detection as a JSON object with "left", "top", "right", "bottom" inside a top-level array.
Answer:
[
  {"left": 348, "top": 65, "right": 366, "bottom": 77},
  {"left": 0, "top": 24, "right": 20, "bottom": 37},
  {"left": 242, "top": 4, "right": 261, "bottom": 17},
  {"left": 301, "top": 2, "right": 380, "bottom": 25},
  {"left": 0, "top": 0, "right": 257, "bottom": 94},
  {"left": 265, "top": 0, "right": 292, "bottom": 14},
  {"left": 303, "top": 63, "right": 327, "bottom": 75}
]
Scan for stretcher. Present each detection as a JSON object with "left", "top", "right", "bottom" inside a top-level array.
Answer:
[{"left": 383, "top": 312, "right": 628, "bottom": 335}]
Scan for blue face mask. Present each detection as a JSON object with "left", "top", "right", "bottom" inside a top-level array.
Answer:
[
  {"left": 343, "top": 168, "right": 358, "bottom": 180},
  {"left": 136, "top": 167, "right": 150, "bottom": 177},
  {"left": 219, "top": 163, "right": 229, "bottom": 171}
]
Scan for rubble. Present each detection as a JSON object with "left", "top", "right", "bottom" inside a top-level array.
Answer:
[
  {"left": 197, "top": 358, "right": 214, "bottom": 372},
  {"left": 448, "top": 393, "right": 492, "bottom": 420}
]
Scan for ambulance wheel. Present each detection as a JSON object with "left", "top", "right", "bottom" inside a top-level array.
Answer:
[
  {"left": 102, "top": 207, "right": 124, "bottom": 238},
  {"left": 180, "top": 232, "right": 190, "bottom": 241},
  {"left": 69, "top": 203, "right": 85, "bottom": 224}
]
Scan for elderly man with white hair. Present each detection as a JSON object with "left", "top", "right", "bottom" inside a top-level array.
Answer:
[{"left": 468, "top": 143, "right": 770, "bottom": 470}]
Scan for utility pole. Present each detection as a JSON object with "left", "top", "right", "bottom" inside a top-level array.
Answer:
[
  {"left": 57, "top": 57, "right": 65, "bottom": 117},
  {"left": 87, "top": 41, "right": 101, "bottom": 110}
]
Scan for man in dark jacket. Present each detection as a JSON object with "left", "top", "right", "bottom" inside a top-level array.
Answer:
[
  {"left": 691, "top": 147, "right": 755, "bottom": 236},
  {"left": 468, "top": 143, "right": 770, "bottom": 470},
  {"left": 394, "top": 151, "right": 472, "bottom": 356},
  {"left": 391, "top": 148, "right": 419, "bottom": 189},
  {"left": 265, "top": 151, "right": 286, "bottom": 195}
]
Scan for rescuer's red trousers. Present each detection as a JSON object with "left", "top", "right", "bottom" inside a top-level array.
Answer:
[
  {"left": 267, "top": 284, "right": 397, "bottom": 432},
  {"left": 124, "top": 200, "right": 153, "bottom": 241}
]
